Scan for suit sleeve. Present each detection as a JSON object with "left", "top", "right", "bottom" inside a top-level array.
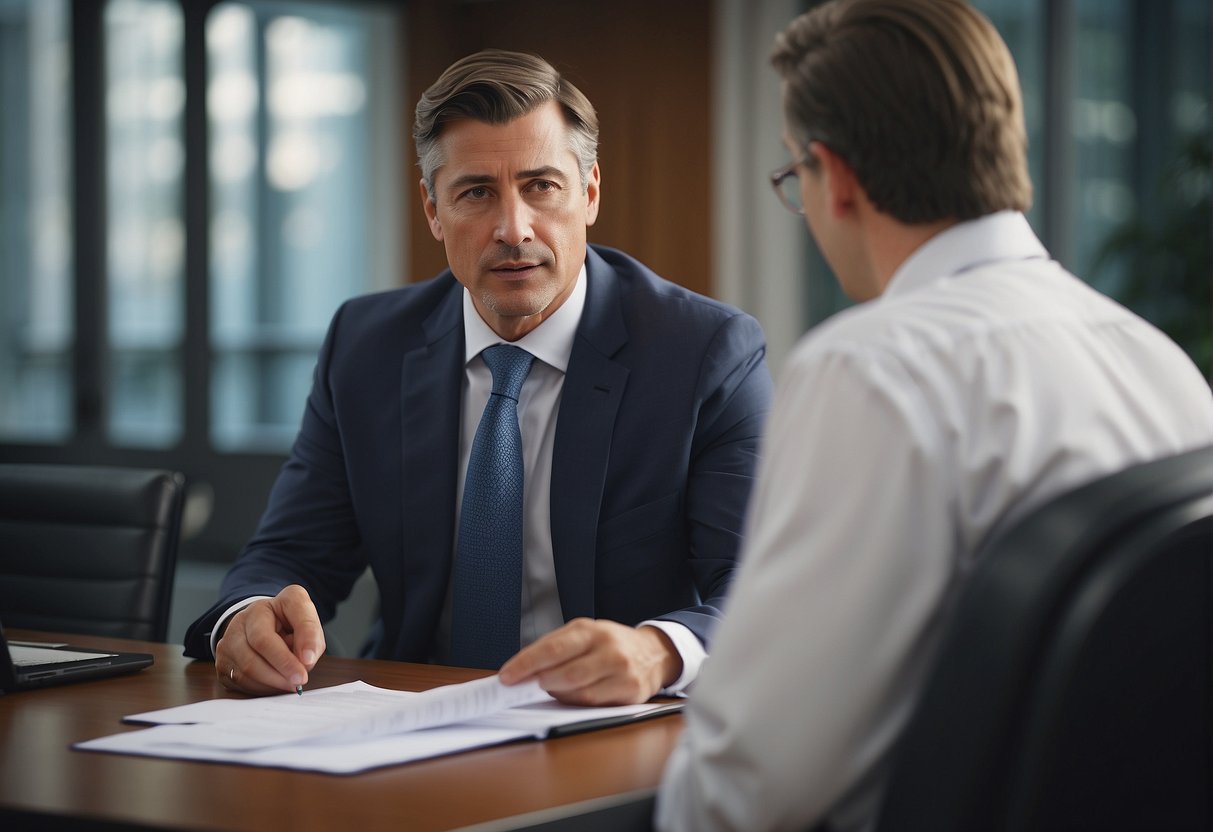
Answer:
[
  {"left": 654, "top": 311, "right": 773, "bottom": 646},
  {"left": 183, "top": 302, "right": 368, "bottom": 658}
]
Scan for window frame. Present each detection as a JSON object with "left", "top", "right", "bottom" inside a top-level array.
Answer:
[{"left": 0, "top": 0, "right": 403, "bottom": 569}]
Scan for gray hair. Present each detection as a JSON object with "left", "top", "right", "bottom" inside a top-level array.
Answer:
[{"left": 414, "top": 49, "right": 599, "bottom": 202}]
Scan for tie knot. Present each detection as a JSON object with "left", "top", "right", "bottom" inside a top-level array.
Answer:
[{"left": 482, "top": 344, "right": 534, "bottom": 400}]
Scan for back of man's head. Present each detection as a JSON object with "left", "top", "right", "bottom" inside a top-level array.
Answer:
[
  {"left": 771, "top": 0, "right": 1032, "bottom": 224},
  {"left": 413, "top": 49, "right": 599, "bottom": 200}
]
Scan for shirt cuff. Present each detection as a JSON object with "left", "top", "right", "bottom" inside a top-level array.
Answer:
[
  {"left": 208, "top": 596, "right": 272, "bottom": 658},
  {"left": 639, "top": 620, "right": 707, "bottom": 695}
]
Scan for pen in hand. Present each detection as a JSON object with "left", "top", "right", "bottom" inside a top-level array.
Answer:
[{"left": 296, "top": 685, "right": 304, "bottom": 696}]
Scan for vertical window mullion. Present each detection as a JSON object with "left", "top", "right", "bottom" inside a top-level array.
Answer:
[
  {"left": 182, "top": 0, "right": 210, "bottom": 456},
  {"left": 1129, "top": 0, "right": 1166, "bottom": 222},
  {"left": 72, "top": 0, "right": 107, "bottom": 448},
  {"left": 1042, "top": 0, "right": 1076, "bottom": 268}
]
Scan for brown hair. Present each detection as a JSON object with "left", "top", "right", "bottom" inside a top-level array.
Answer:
[
  {"left": 413, "top": 49, "right": 599, "bottom": 202},
  {"left": 771, "top": 0, "right": 1031, "bottom": 223}
]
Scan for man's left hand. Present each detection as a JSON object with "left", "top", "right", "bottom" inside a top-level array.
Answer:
[{"left": 498, "top": 618, "right": 681, "bottom": 705}]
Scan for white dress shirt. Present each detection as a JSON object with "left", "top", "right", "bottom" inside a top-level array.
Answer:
[
  {"left": 657, "top": 212, "right": 1213, "bottom": 831},
  {"left": 216, "top": 262, "right": 705, "bottom": 691}
]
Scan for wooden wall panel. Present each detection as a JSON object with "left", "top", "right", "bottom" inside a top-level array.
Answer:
[{"left": 404, "top": 0, "right": 714, "bottom": 297}]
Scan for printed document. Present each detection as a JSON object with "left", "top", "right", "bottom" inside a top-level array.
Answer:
[{"left": 73, "top": 675, "right": 682, "bottom": 774}]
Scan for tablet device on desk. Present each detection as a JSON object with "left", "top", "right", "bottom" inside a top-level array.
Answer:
[{"left": 0, "top": 620, "right": 153, "bottom": 693}]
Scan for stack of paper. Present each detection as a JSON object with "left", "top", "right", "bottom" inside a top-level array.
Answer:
[{"left": 74, "top": 675, "right": 682, "bottom": 774}]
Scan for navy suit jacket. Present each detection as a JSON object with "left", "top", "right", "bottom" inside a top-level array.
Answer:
[{"left": 184, "top": 245, "right": 772, "bottom": 662}]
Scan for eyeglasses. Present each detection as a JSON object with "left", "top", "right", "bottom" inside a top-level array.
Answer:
[{"left": 770, "top": 156, "right": 808, "bottom": 215}]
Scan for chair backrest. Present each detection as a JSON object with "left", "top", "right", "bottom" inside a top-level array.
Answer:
[
  {"left": 0, "top": 464, "right": 186, "bottom": 642},
  {"left": 876, "top": 445, "right": 1213, "bottom": 832}
]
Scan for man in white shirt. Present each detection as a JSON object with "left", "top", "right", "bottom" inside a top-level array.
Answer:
[
  {"left": 657, "top": 1, "right": 1213, "bottom": 829},
  {"left": 184, "top": 50, "right": 772, "bottom": 704}
]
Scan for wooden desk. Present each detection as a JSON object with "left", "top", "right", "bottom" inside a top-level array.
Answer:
[{"left": 0, "top": 630, "right": 682, "bottom": 831}]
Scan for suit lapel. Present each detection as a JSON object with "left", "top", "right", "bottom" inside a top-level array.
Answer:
[
  {"left": 550, "top": 249, "right": 630, "bottom": 621},
  {"left": 393, "top": 282, "right": 463, "bottom": 656}
]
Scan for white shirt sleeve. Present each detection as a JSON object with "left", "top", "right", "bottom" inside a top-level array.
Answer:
[
  {"left": 208, "top": 596, "right": 273, "bottom": 657},
  {"left": 640, "top": 620, "right": 708, "bottom": 695},
  {"left": 656, "top": 344, "right": 956, "bottom": 832}
]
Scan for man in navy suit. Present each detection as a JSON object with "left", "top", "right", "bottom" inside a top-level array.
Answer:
[{"left": 184, "top": 49, "right": 772, "bottom": 705}]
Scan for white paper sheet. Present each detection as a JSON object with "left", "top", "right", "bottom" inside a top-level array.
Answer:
[
  {"left": 74, "top": 677, "right": 680, "bottom": 774},
  {"left": 77, "top": 720, "right": 537, "bottom": 773},
  {"left": 125, "top": 676, "right": 552, "bottom": 751}
]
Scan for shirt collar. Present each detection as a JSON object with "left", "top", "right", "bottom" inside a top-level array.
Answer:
[
  {"left": 884, "top": 211, "right": 1050, "bottom": 300},
  {"left": 462, "top": 261, "right": 587, "bottom": 373}
]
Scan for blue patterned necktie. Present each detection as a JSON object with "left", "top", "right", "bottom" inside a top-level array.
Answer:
[{"left": 450, "top": 344, "right": 536, "bottom": 669}]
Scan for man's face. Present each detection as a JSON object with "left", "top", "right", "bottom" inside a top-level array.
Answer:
[
  {"left": 421, "top": 101, "right": 600, "bottom": 341},
  {"left": 785, "top": 131, "right": 877, "bottom": 303}
]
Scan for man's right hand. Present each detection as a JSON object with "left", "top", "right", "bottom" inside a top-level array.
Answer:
[{"left": 215, "top": 584, "right": 325, "bottom": 695}]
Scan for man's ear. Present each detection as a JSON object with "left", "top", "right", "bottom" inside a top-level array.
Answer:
[
  {"left": 810, "top": 142, "right": 861, "bottom": 220},
  {"left": 584, "top": 161, "right": 601, "bottom": 227},
  {"left": 420, "top": 179, "right": 443, "bottom": 241}
]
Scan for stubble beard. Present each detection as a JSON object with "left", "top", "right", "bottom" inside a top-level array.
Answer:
[{"left": 478, "top": 284, "right": 554, "bottom": 321}]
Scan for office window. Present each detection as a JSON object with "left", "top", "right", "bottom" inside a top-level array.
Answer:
[
  {"left": 0, "top": 0, "right": 72, "bottom": 442},
  {"left": 1070, "top": 0, "right": 1137, "bottom": 297},
  {"left": 975, "top": 0, "right": 1209, "bottom": 375},
  {"left": 975, "top": 0, "right": 1046, "bottom": 233},
  {"left": 208, "top": 2, "right": 399, "bottom": 452},
  {"left": 1089, "top": 0, "right": 1210, "bottom": 375},
  {"left": 0, "top": 0, "right": 402, "bottom": 582},
  {"left": 105, "top": 0, "right": 186, "bottom": 447}
]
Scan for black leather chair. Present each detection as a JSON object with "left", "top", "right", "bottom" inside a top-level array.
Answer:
[
  {"left": 0, "top": 464, "right": 186, "bottom": 642},
  {"left": 876, "top": 445, "right": 1213, "bottom": 832}
]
